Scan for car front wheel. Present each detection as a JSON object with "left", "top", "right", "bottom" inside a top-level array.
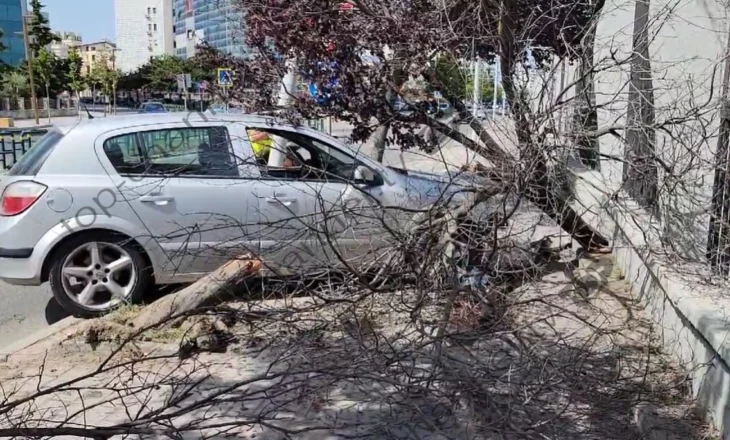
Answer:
[{"left": 48, "top": 232, "right": 151, "bottom": 318}]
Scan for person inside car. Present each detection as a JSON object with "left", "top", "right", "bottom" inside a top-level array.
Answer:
[{"left": 249, "top": 129, "right": 273, "bottom": 164}]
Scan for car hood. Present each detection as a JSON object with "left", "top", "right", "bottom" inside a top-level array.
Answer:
[{"left": 391, "top": 167, "right": 486, "bottom": 207}]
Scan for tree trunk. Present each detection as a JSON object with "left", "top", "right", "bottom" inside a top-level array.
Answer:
[
  {"left": 44, "top": 84, "right": 50, "bottom": 124},
  {"left": 623, "top": 0, "right": 658, "bottom": 210},
  {"left": 413, "top": 0, "right": 609, "bottom": 251},
  {"left": 131, "top": 257, "right": 261, "bottom": 330},
  {"left": 487, "top": 0, "right": 609, "bottom": 250}
]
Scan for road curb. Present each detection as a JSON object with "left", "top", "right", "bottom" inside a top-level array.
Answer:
[{"left": 0, "top": 317, "right": 81, "bottom": 362}]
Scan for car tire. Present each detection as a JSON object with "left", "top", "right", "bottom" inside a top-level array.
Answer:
[{"left": 48, "top": 232, "right": 152, "bottom": 318}]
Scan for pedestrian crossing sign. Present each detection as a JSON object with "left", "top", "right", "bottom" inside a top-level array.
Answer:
[{"left": 218, "top": 68, "right": 233, "bottom": 87}]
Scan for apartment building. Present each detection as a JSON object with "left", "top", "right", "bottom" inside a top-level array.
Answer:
[
  {"left": 78, "top": 40, "right": 117, "bottom": 76},
  {"left": 114, "top": 0, "right": 174, "bottom": 72}
]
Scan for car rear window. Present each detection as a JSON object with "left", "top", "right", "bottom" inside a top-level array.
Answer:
[{"left": 6, "top": 130, "right": 64, "bottom": 176}]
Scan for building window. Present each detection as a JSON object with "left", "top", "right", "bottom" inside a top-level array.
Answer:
[
  {"left": 86, "top": 66, "right": 90, "bottom": 74},
  {"left": 153, "top": 7, "right": 156, "bottom": 13},
  {"left": 91, "top": 47, "right": 95, "bottom": 51},
  {"left": 92, "top": 55, "right": 95, "bottom": 61},
  {"left": 148, "top": 24, "right": 152, "bottom": 31},
  {"left": 153, "top": 23, "right": 157, "bottom": 31},
  {"left": 147, "top": 7, "right": 150, "bottom": 14}
]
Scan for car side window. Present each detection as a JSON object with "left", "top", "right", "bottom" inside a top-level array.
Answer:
[
  {"left": 246, "top": 128, "right": 358, "bottom": 182},
  {"left": 102, "top": 126, "right": 240, "bottom": 177}
]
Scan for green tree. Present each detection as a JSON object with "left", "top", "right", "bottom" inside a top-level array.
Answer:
[
  {"left": 28, "top": 0, "right": 59, "bottom": 55},
  {"left": 434, "top": 55, "right": 468, "bottom": 100},
  {"left": 33, "top": 48, "right": 55, "bottom": 121},
  {"left": 90, "top": 56, "right": 120, "bottom": 114},
  {"left": 145, "top": 55, "right": 186, "bottom": 91},
  {"left": 66, "top": 47, "right": 84, "bottom": 109},
  {"left": 2, "top": 70, "right": 28, "bottom": 98}
]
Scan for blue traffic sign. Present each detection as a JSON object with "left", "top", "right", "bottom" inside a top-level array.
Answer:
[{"left": 217, "top": 68, "right": 233, "bottom": 86}]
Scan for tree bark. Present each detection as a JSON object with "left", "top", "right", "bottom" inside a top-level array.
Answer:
[
  {"left": 44, "top": 83, "right": 50, "bottom": 124},
  {"left": 131, "top": 257, "right": 261, "bottom": 330}
]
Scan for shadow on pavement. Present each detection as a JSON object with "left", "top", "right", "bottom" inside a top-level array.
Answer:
[{"left": 44, "top": 298, "right": 70, "bottom": 325}]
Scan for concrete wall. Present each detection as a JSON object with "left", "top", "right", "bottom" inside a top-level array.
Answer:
[
  {"left": 559, "top": 1, "right": 730, "bottom": 434},
  {"left": 591, "top": 0, "right": 729, "bottom": 260}
]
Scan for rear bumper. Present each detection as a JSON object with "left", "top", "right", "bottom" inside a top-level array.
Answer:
[
  {"left": 0, "top": 247, "right": 33, "bottom": 259},
  {"left": 0, "top": 255, "right": 42, "bottom": 285}
]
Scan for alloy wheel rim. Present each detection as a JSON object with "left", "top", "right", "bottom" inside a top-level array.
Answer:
[{"left": 60, "top": 241, "right": 137, "bottom": 311}]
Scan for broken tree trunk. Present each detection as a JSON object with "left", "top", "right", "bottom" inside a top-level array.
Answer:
[
  {"left": 131, "top": 256, "right": 262, "bottom": 330},
  {"left": 424, "top": 103, "right": 609, "bottom": 252}
]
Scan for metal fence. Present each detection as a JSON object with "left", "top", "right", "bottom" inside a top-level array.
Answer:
[{"left": 0, "top": 128, "right": 49, "bottom": 171}]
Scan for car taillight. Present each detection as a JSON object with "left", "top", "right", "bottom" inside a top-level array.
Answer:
[{"left": 0, "top": 181, "right": 47, "bottom": 216}]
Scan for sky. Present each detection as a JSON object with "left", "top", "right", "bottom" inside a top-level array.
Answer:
[{"left": 39, "top": 0, "right": 115, "bottom": 43}]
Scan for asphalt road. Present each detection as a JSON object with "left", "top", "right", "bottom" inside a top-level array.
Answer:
[{"left": 0, "top": 283, "right": 68, "bottom": 348}]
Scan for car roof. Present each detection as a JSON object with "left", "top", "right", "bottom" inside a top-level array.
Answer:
[{"left": 55, "top": 112, "right": 323, "bottom": 139}]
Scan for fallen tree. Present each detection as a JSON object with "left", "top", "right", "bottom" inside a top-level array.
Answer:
[{"left": 197, "top": 0, "right": 610, "bottom": 250}]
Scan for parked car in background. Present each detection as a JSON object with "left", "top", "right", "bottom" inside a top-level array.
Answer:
[
  {"left": 0, "top": 113, "right": 481, "bottom": 317},
  {"left": 138, "top": 102, "right": 167, "bottom": 113}
]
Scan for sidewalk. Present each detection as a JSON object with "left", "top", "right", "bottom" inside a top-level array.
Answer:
[{"left": 0, "top": 253, "right": 713, "bottom": 439}]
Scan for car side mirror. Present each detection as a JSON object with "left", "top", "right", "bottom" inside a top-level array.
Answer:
[{"left": 353, "top": 165, "right": 381, "bottom": 186}]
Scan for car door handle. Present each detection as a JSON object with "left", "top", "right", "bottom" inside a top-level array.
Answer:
[
  {"left": 140, "top": 195, "right": 174, "bottom": 205},
  {"left": 266, "top": 197, "right": 297, "bottom": 206}
]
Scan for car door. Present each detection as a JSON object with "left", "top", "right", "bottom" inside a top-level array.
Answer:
[
  {"left": 95, "top": 121, "right": 261, "bottom": 281},
  {"left": 241, "top": 124, "right": 388, "bottom": 275}
]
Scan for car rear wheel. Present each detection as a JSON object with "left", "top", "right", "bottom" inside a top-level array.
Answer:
[{"left": 49, "top": 232, "right": 151, "bottom": 318}]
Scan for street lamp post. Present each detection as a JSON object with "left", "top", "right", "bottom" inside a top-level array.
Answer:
[{"left": 19, "top": 16, "right": 39, "bottom": 125}]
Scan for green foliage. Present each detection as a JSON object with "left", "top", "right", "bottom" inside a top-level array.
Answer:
[
  {"left": 2, "top": 71, "right": 28, "bottom": 97},
  {"left": 434, "top": 56, "right": 468, "bottom": 100},
  {"left": 32, "top": 48, "right": 69, "bottom": 97},
  {"left": 145, "top": 55, "right": 186, "bottom": 91},
  {"left": 89, "top": 56, "right": 120, "bottom": 98},
  {"left": 117, "top": 54, "right": 218, "bottom": 92},
  {"left": 28, "top": 0, "right": 59, "bottom": 55},
  {"left": 66, "top": 47, "right": 84, "bottom": 96},
  {"left": 434, "top": 55, "right": 502, "bottom": 103}
]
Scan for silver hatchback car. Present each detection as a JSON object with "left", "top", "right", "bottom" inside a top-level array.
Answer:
[{"left": 0, "top": 113, "right": 475, "bottom": 317}]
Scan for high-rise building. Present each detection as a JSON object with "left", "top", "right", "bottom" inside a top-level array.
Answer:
[
  {"left": 172, "top": 0, "right": 249, "bottom": 59},
  {"left": 0, "top": 0, "right": 26, "bottom": 66},
  {"left": 49, "top": 31, "right": 82, "bottom": 59},
  {"left": 114, "top": 0, "right": 174, "bottom": 72}
]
